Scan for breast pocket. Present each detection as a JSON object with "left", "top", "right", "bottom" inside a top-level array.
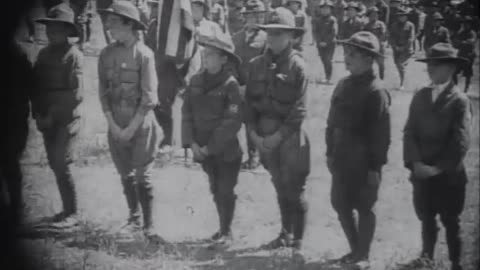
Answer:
[{"left": 272, "top": 74, "right": 297, "bottom": 104}]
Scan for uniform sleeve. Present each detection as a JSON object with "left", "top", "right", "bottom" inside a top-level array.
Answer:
[
  {"left": 325, "top": 80, "right": 344, "bottom": 157},
  {"left": 435, "top": 96, "right": 472, "bottom": 172},
  {"left": 403, "top": 92, "right": 422, "bottom": 170},
  {"left": 97, "top": 50, "right": 111, "bottom": 113},
  {"left": 137, "top": 50, "right": 159, "bottom": 115},
  {"left": 278, "top": 58, "right": 308, "bottom": 138},
  {"left": 181, "top": 85, "right": 194, "bottom": 147},
  {"left": 207, "top": 80, "right": 243, "bottom": 155},
  {"left": 365, "top": 88, "right": 391, "bottom": 171},
  {"left": 69, "top": 49, "right": 84, "bottom": 106}
]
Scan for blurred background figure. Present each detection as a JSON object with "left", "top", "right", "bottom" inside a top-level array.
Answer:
[{"left": 211, "top": 0, "right": 227, "bottom": 32}]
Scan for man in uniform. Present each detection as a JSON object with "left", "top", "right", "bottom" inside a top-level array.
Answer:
[
  {"left": 389, "top": 8, "right": 415, "bottom": 90},
  {"left": 332, "top": 0, "right": 347, "bottom": 28},
  {"left": 312, "top": 0, "right": 338, "bottom": 84},
  {"left": 246, "top": 7, "right": 310, "bottom": 250},
  {"left": 211, "top": 0, "right": 227, "bottom": 32},
  {"left": 98, "top": 1, "right": 163, "bottom": 240},
  {"left": 364, "top": 6, "right": 386, "bottom": 79},
  {"left": 374, "top": 0, "right": 389, "bottom": 25},
  {"left": 408, "top": 1, "right": 426, "bottom": 52},
  {"left": 32, "top": 3, "right": 84, "bottom": 228},
  {"left": 327, "top": 31, "right": 390, "bottom": 269},
  {"left": 387, "top": 0, "right": 402, "bottom": 31},
  {"left": 69, "top": 0, "right": 94, "bottom": 50},
  {"left": 96, "top": 0, "right": 114, "bottom": 44},
  {"left": 232, "top": 0, "right": 267, "bottom": 169},
  {"left": 286, "top": 0, "right": 307, "bottom": 51},
  {"left": 453, "top": 16, "right": 477, "bottom": 93},
  {"left": 403, "top": 43, "right": 471, "bottom": 270},
  {"left": 227, "top": 0, "right": 246, "bottom": 35},
  {"left": 424, "top": 12, "right": 450, "bottom": 52},
  {"left": 339, "top": 1, "right": 364, "bottom": 40}
]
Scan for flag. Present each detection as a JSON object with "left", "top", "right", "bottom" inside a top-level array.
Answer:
[{"left": 156, "top": 0, "right": 195, "bottom": 64}]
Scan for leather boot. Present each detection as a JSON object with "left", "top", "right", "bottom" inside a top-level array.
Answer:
[{"left": 121, "top": 176, "right": 140, "bottom": 224}]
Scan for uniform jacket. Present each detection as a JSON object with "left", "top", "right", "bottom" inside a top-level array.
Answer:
[
  {"left": 424, "top": 25, "right": 451, "bottom": 50},
  {"left": 232, "top": 28, "right": 267, "bottom": 86},
  {"left": 312, "top": 14, "right": 338, "bottom": 45},
  {"left": 32, "top": 43, "right": 84, "bottom": 126},
  {"left": 403, "top": 83, "right": 471, "bottom": 185},
  {"left": 245, "top": 47, "right": 308, "bottom": 138},
  {"left": 453, "top": 28, "right": 477, "bottom": 58},
  {"left": 326, "top": 69, "right": 391, "bottom": 172},
  {"left": 376, "top": 0, "right": 389, "bottom": 24},
  {"left": 98, "top": 41, "right": 158, "bottom": 128},
  {"left": 182, "top": 70, "right": 243, "bottom": 161},
  {"left": 339, "top": 16, "right": 365, "bottom": 39},
  {"left": 389, "top": 21, "right": 415, "bottom": 54},
  {"left": 364, "top": 19, "right": 387, "bottom": 44}
]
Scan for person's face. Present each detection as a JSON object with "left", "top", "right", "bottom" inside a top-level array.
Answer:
[
  {"left": 368, "top": 11, "right": 378, "bottom": 21},
  {"left": 427, "top": 61, "right": 456, "bottom": 84},
  {"left": 245, "top": 12, "right": 265, "bottom": 26},
  {"left": 434, "top": 19, "right": 442, "bottom": 27},
  {"left": 45, "top": 22, "right": 71, "bottom": 44},
  {"left": 287, "top": 2, "right": 301, "bottom": 13},
  {"left": 346, "top": 8, "right": 357, "bottom": 18},
  {"left": 344, "top": 46, "right": 373, "bottom": 74},
  {"left": 202, "top": 46, "right": 228, "bottom": 74},
  {"left": 266, "top": 29, "right": 293, "bottom": 54},
  {"left": 192, "top": 3, "right": 205, "bottom": 21},
  {"left": 320, "top": 6, "right": 332, "bottom": 16},
  {"left": 105, "top": 14, "right": 135, "bottom": 41}
]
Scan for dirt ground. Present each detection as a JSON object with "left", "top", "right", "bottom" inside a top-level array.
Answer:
[{"left": 14, "top": 9, "right": 480, "bottom": 270}]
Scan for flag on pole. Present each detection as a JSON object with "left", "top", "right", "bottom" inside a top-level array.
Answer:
[{"left": 156, "top": 0, "right": 195, "bottom": 64}]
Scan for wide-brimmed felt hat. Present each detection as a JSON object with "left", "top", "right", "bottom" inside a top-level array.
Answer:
[
  {"left": 241, "top": 0, "right": 267, "bottom": 14},
  {"left": 197, "top": 32, "right": 242, "bottom": 65},
  {"left": 344, "top": 1, "right": 361, "bottom": 11},
  {"left": 318, "top": 0, "right": 334, "bottom": 8},
  {"left": 338, "top": 31, "right": 383, "bottom": 58},
  {"left": 36, "top": 3, "right": 79, "bottom": 37},
  {"left": 192, "top": 0, "right": 209, "bottom": 7},
  {"left": 258, "top": 7, "right": 305, "bottom": 35},
  {"left": 432, "top": 12, "right": 444, "bottom": 20},
  {"left": 286, "top": 0, "right": 303, "bottom": 6},
  {"left": 98, "top": 1, "right": 147, "bottom": 30},
  {"left": 416, "top": 42, "right": 468, "bottom": 63},
  {"left": 367, "top": 6, "right": 379, "bottom": 15}
]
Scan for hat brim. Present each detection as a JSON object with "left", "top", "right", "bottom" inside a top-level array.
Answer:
[
  {"left": 416, "top": 56, "right": 468, "bottom": 63},
  {"left": 337, "top": 40, "right": 384, "bottom": 58},
  {"left": 36, "top": 18, "right": 79, "bottom": 36},
  {"left": 198, "top": 42, "right": 242, "bottom": 66},
  {"left": 241, "top": 10, "right": 267, "bottom": 14},
  {"left": 345, "top": 7, "right": 362, "bottom": 11},
  {"left": 257, "top": 24, "right": 306, "bottom": 34},
  {"left": 98, "top": 9, "right": 147, "bottom": 30}
]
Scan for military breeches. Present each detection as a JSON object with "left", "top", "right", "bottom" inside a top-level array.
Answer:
[
  {"left": 202, "top": 156, "right": 242, "bottom": 234},
  {"left": 330, "top": 168, "right": 381, "bottom": 257},
  {"left": 317, "top": 44, "right": 335, "bottom": 80},
  {"left": 108, "top": 114, "right": 162, "bottom": 188},
  {"left": 42, "top": 120, "right": 81, "bottom": 215},
  {"left": 393, "top": 50, "right": 412, "bottom": 74},
  {"left": 412, "top": 173, "right": 466, "bottom": 262},
  {"left": 260, "top": 131, "right": 310, "bottom": 240}
]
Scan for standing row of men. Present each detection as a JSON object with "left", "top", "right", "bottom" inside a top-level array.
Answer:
[{"left": 2, "top": 1, "right": 474, "bottom": 270}]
